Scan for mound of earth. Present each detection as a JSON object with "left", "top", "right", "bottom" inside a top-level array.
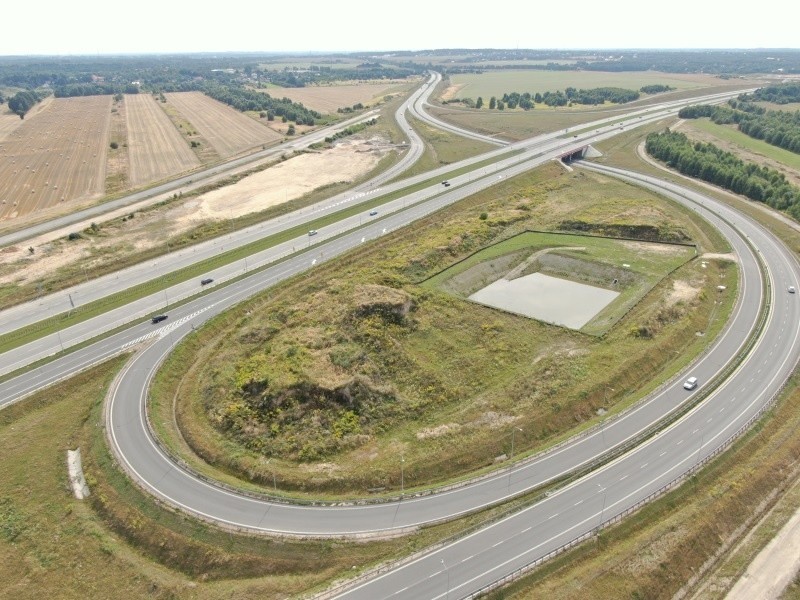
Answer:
[{"left": 352, "top": 284, "right": 415, "bottom": 322}]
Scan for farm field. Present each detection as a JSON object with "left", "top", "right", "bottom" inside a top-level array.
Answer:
[
  {"left": 447, "top": 71, "right": 729, "bottom": 102},
  {"left": 165, "top": 91, "right": 282, "bottom": 158},
  {"left": 0, "top": 135, "right": 395, "bottom": 295},
  {"left": 0, "top": 96, "right": 54, "bottom": 142},
  {"left": 429, "top": 77, "right": 759, "bottom": 142},
  {"left": 265, "top": 82, "right": 410, "bottom": 114},
  {"left": 124, "top": 94, "right": 200, "bottom": 187},
  {"left": 0, "top": 96, "right": 111, "bottom": 221},
  {"left": 0, "top": 109, "right": 23, "bottom": 142}
]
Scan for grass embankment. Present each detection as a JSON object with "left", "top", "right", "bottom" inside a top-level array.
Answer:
[
  {"left": 149, "top": 162, "right": 735, "bottom": 499},
  {"left": 587, "top": 114, "right": 800, "bottom": 262}
]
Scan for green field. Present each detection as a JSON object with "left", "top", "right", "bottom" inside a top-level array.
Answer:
[{"left": 449, "top": 71, "right": 720, "bottom": 101}]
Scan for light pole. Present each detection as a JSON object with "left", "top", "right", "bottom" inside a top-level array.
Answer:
[
  {"left": 441, "top": 558, "right": 450, "bottom": 600},
  {"left": 597, "top": 484, "right": 607, "bottom": 529},
  {"left": 604, "top": 387, "right": 615, "bottom": 405},
  {"left": 265, "top": 458, "right": 276, "bottom": 492},
  {"left": 400, "top": 453, "right": 405, "bottom": 495},
  {"left": 510, "top": 427, "right": 523, "bottom": 461},
  {"left": 601, "top": 389, "right": 613, "bottom": 450}
]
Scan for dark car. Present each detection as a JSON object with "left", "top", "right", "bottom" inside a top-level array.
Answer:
[
  {"left": 151, "top": 315, "right": 168, "bottom": 324},
  {"left": 442, "top": 181, "right": 450, "bottom": 187},
  {"left": 201, "top": 278, "right": 214, "bottom": 285},
  {"left": 369, "top": 210, "right": 378, "bottom": 216}
]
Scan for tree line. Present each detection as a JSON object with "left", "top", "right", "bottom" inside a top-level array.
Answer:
[
  {"left": 203, "top": 84, "right": 321, "bottom": 125},
  {"left": 646, "top": 130, "right": 800, "bottom": 219},
  {"left": 747, "top": 83, "right": 800, "bottom": 104},
  {"left": 678, "top": 84, "right": 800, "bottom": 155},
  {"left": 322, "top": 118, "right": 378, "bottom": 144},
  {"left": 7, "top": 89, "right": 49, "bottom": 118},
  {"left": 428, "top": 49, "right": 800, "bottom": 76},
  {"left": 449, "top": 85, "right": 659, "bottom": 111},
  {"left": 640, "top": 84, "right": 675, "bottom": 94}
]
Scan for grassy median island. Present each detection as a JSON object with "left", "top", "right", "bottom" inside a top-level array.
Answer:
[{"left": 150, "top": 163, "right": 736, "bottom": 497}]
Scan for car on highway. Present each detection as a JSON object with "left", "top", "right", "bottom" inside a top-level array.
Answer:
[
  {"left": 201, "top": 278, "right": 214, "bottom": 286},
  {"left": 441, "top": 180, "right": 450, "bottom": 187},
  {"left": 151, "top": 315, "right": 168, "bottom": 324},
  {"left": 369, "top": 210, "right": 378, "bottom": 216},
  {"left": 683, "top": 376, "right": 698, "bottom": 390},
  {"left": 789, "top": 286, "right": 796, "bottom": 294},
  {"left": 308, "top": 230, "right": 317, "bottom": 236}
]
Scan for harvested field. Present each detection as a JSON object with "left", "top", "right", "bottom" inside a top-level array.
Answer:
[
  {"left": 264, "top": 82, "right": 406, "bottom": 114},
  {"left": 0, "top": 106, "right": 27, "bottom": 141},
  {"left": 165, "top": 91, "right": 282, "bottom": 158},
  {"left": 0, "top": 96, "right": 54, "bottom": 142},
  {"left": 0, "top": 96, "right": 111, "bottom": 221},
  {"left": 125, "top": 94, "right": 200, "bottom": 187}
]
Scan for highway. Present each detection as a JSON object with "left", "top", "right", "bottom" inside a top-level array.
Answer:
[
  {"left": 0, "top": 77, "right": 751, "bottom": 377},
  {"left": 2, "top": 75, "right": 795, "bottom": 598},
  {"left": 51, "top": 161, "right": 800, "bottom": 597},
  {"left": 323, "top": 164, "right": 800, "bottom": 597}
]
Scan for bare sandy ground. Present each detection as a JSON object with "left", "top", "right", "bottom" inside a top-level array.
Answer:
[
  {"left": 725, "top": 504, "right": 800, "bottom": 599},
  {"left": 0, "top": 136, "right": 394, "bottom": 286}
]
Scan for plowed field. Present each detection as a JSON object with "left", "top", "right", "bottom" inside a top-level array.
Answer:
[
  {"left": 125, "top": 94, "right": 200, "bottom": 187},
  {"left": 0, "top": 96, "right": 111, "bottom": 220},
  {"left": 166, "top": 91, "right": 281, "bottom": 158}
]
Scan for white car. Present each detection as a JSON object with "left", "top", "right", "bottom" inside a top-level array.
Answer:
[
  {"left": 308, "top": 230, "right": 317, "bottom": 236},
  {"left": 789, "top": 286, "right": 796, "bottom": 294},
  {"left": 683, "top": 376, "right": 698, "bottom": 390}
]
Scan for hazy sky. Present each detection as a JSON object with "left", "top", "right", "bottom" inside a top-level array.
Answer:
[{"left": 3, "top": 0, "right": 797, "bottom": 55}]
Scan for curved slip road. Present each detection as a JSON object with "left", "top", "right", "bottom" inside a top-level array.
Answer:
[
  {"left": 103, "top": 161, "right": 799, "bottom": 598},
  {"left": 101, "top": 161, "right": 780, "bottom": 535}
]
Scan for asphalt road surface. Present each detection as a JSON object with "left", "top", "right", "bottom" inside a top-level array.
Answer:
[{"left": 1, "top": 77, "right": 791, "bottom": 598}]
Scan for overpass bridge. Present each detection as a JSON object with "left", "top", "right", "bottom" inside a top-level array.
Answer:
[{"left": 559, "top": 143, "right": 601, "bottom": 162}]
